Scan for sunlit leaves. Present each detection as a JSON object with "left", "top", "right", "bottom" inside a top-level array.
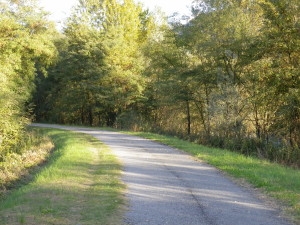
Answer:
[
  {"left": 35, "top": 0, "right": 153, "bottom": 126},
  {"left": 0, "top": 0, "right": 57, "bottom": 157}
]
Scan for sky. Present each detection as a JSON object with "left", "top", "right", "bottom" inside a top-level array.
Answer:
[{"left": 40, "top": 0, "right": 194, "bottom": 27}]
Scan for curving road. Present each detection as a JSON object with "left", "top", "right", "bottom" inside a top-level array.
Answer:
[{"left": 32, "top": 124, "right": 293, "bottom": 225}]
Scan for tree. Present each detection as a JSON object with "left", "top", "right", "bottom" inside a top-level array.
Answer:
[
  {"left": 0, "top": 0, "right": 57, "bottom": 157},
  {"left": 35, "top": 0, "right": 154, "bottom": 126}
]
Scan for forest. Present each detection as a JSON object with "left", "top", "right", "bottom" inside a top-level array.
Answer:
[{"left": 0, "top": 0, "right": 299, "bottom": 167}]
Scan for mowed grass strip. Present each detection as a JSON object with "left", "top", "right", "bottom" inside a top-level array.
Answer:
[
  {"left": 123, "top": 131, "right": 300, "bottom": 224},
  {"left": 0, "top": 127, "right": 124, "bottom": 225}
]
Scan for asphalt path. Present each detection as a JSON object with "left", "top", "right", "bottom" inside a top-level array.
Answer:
[{"left": 32, "top": 124, "right": 293, "bottom": 225}]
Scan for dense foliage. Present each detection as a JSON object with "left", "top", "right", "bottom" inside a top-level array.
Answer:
[
  {"left": 0, "top": 0, "right": 57, "bottom": 159},
  {"left": 159, "top": 0, "right": 299, "bottom": 166},
  {"left": 0, "top": 0, "right": 298, "bottom": 167},
  {"left": 34, "top": 0, "right": 154, "bottom": 126},
  {"left": 138, "top": 0, "right": 300, "bottom": 166}
]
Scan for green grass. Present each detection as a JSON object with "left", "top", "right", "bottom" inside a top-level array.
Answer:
[
  {"left": 0, "top": 127, "right": 125, "bottom": 225},
  {"left": 122, "top": 131, "right": 300, "bottom": 223}
]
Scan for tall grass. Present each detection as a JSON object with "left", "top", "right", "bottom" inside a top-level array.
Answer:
[{"left": 0, "top": 127, "right": 53, "bottom": 195}]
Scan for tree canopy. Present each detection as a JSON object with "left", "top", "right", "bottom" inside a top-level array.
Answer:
[
  {"left": 1, "top": 0, "right": 299, "bottom": 167},
  {"left": 0, "top": 0, "right": 57, "bottom": 157}
]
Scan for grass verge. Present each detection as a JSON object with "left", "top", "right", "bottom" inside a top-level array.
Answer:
[
  {"left": 0, "top": 127, "right": 124, "bottom": 225},
  {"left": 0, "top": 128, "right": 54, "bottom": 196},
  {"left": 122, "top": 130, "right": 300, "bottom": 224}
]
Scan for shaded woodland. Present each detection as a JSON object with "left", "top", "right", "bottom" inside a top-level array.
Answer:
[{"left": 1, "top": 0, "right": 299, "bottom": 166}]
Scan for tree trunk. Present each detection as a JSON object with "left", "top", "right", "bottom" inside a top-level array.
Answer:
[
  {"left": 81, "top": 107, "right": 85, "bottom": 125},
  {"left": 254, "top": 106, "right": 261, "bottom": 139},
  {"left": 186, "top": 100, "right": 191, "bottom": 135},
  {"left": 88, "top": 107, "right": 93, "bottom": 126},
  {"left": 205, "top": 85, "right": 211, "bottom": 137}
]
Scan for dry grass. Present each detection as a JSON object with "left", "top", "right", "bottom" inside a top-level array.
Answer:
[{"left": 0, "top": 135, "right": 54, "bottom": 196}]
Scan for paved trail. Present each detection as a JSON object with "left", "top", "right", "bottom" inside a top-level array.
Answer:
[{"left": 32, "top": 124, "right": 292, "bottom": 225}]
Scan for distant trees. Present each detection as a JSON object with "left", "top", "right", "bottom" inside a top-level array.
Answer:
[
  {"left": 0, "top": 0, "right": 57, "bottom": 158},
  {"left": 134, "top": 0, "right": 300, "bottom": 166},
  {"left": 31, "top": 0, "right": 299, "bottom": 166},
  {"left": 35, "top": 0, "right": 154, "bottom": 126}
]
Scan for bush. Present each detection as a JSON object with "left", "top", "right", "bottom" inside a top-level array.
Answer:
[
  {"left": 119, "top": 113, "right": 300, "bottom": 168},
  {"left": 115, "top": 111, "right": 152, "bottom": 131}
]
